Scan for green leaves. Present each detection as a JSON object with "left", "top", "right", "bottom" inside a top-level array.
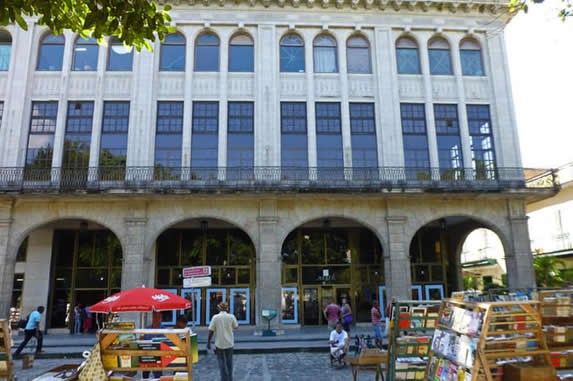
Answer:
[
  {"left": 0, "top": 0, "right": 173, "bottom": 52},
  {"left": 508, "top": 0, "right": 573, "bottom": 19}
]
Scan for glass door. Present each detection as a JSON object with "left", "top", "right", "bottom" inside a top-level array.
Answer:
[
  {"left": 206, "top": 288, "right": 227, "bottom": 324},
  {"left": 180, "top": 288, "right": 201, "bottom": 326},
  {"left": 160, "top": 288, "right": 177, "bottom": 326},
  {"left": 281, "top": 287, "right": 298, "bottom": 324},
  {"left": 302, "top": 288, "right": 319, "bottom": 325},
  {"left": 230, "top": 288, "right": 250, "bottom": 324},
  {"left": 424, "top": 284, "right": 444, "bottom": 300}
]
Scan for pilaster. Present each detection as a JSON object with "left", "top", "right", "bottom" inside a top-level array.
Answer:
[
  {"left": 505, "top": 200, "right": 535, "bottom": 289},
  {"left": 418, "top": 32, "right": 439, "bottom": 176},
  {"left": 121, "top": 204, "right": 148, "bottom": 290},
  {"left": 384, "top": 215, "right": 411, "bottom": 301},
  {"left": 255, "top": 200, "right": 281, "bottom": 329},
  {"left": 0, "top": 201, "right": 14, "bottom": 319}
]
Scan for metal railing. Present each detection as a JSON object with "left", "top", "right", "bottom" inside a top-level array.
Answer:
[{"left": 0, "top": 166, "right": 557, "bottom": 193}]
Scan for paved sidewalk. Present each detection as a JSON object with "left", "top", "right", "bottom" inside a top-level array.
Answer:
[
  {"left": 14, "top": 352, "right": 384, "bottom": 381},
  {"left": 11, "top": 325, "right": 386, "bottom": 359}
]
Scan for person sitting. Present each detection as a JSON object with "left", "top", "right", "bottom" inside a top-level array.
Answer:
[{"left": 329, "top": 321, "right": 349, "bottom": 367}]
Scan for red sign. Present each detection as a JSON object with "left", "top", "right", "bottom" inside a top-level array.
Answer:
[{"left": 182, "top": 266, "right": 211, "bottom": 278}]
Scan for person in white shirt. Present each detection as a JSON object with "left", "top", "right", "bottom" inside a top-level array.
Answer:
[
  {"left": 207, "top": 301, "right": 238, "bottom": 381},
  {"left": 329, "top": 321, "right": 349, "bottom": 366}
]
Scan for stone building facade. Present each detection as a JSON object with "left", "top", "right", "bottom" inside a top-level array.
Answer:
[{"left": 0, "top": 0, "right": 557, "bottom": 329}]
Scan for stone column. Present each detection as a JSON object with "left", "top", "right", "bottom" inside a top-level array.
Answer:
[
  {"left": 384, "top": 216, "right": 411, "bottom": 301},
  {"left": 0, "top": 202, "right": 14, "bottom": 319},
  {"left": 255, "top": 200, "right": 281, "bottom": 330},
  {"left": 121, "top": 205, "right": 148, "bottom": 291},
  {"left": 505, "top": 200, "right": 536, "bottom": 289}
]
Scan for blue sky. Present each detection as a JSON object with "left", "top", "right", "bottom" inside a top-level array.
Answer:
[{"left": 506, "top": 0, "right": 573, "bottom": 169}]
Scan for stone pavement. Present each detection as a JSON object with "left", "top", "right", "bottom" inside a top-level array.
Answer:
[{"left": 13, "top": 352, "right": 383, "bottom": 381}]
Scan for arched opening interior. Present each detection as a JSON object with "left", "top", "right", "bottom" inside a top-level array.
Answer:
[
  {"left": 154, "top": 218, "right": 255, "bottom": 326},
  {"left": 280, "top": 217, "right": 383, "bottom": 325},
  {"left": 13, "top": 219, "right": 122, "bottom": 331},
  {"left": 409, "top": 216, "right": 506, "bottom": 300},
  {"left": 461, "top": 228, "right": 506, "bottom": 291}
]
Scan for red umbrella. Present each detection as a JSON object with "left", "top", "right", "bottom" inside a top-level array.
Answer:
[{"left": 90, "top": 287, "right": 192, "bottom": 313}]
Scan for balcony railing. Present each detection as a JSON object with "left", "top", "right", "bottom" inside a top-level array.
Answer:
[{"left": 0, "top": 166, "right": 557, "bottom": 193}]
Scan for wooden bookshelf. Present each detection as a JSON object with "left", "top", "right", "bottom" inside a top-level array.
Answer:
[
  {"left": 0, "top": 319, "right": 13, "bottom": 381},
  {"left": 425, "top": 299, "right": 554, "bottom": 381},
  {"left": 386, "top": 300, "right": 440, "bottom": 381},
  {"left": 539, "top": 288, "right": 573, "bottom": 369}
]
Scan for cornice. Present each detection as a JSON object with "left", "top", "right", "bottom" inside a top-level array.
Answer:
[{"left": 159, "top": 0, "right": 509, "bottom": 14}]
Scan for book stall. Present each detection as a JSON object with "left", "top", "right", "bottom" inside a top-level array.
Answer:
[
  {"left": 425, "top": 299, "right": 554, "bottom": 381},
  {"left": 539, "top": 289, "right": 573, "bottom": 377},
  {"left": 386, "top": 300, "right": 441, "bottom": 381}
]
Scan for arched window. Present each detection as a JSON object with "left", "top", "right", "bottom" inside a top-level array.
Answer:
[
  {"left": 395, "top": 36, "right": 420, "bottom": 75},
  {"left": 313, "top": 34, "right": 338, "bottom": 73},
  {"left": 107, "top": 37, "right": 133, "bottom": 71},
  {"left": 72, "top": 37, "right": 99, "bottom": 71},
  {"left": 428, "top": 37, "right": 452, "bottom": 75},
  {"left": 229, "top": 33, "right": 254, "bottom": 72},
  {"left": 195, "top": 32, "right": 220, "bottom": 72},
  {"left": 460, "top": 38, "right": 484, "bottom": 76},
  {"left": 160, "top": 32, "right": 185, "bottom": 71},
  {"left": 346, "top": 35, "right": 371, "bottom": 74},
  {"left": 0, "top": 30, "right": 11, "bottom": 71},
  {"left": 280, "top": 34, "right": 304, "bottom": 73},
  {"left": 37, "top": 33, "right": 65, "bottom": 71}
]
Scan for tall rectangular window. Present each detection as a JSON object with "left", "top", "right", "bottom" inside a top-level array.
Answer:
[
  {"left": 0, "top": 101, "right": 3, "bottom": 128},
  {"left": 191, "top": 101, "right": 219, "bottom": 179},
  {"left": 467, "top": 105, "right": 496, "bottom": 179},
  {"left": 25, "top": 101, "right": 58, "bottom": 173},
  {"left": 316, "top": 102, "right": 343, "bottom": 179},
  {"left": 155, "top": 102, "right": 183, "bottom": 179},
  {"left": 401, "top": 103, "right": 430, "bottom": 180},
  {"left": 434, "top": 104, "right": 463, "bottom": 180},
  {"left": 63, "top": 101, "right": 93, "bottom": 169},
  {"left": 100, "top": 101, "right": 129, "bottom": 179},
  {"left": 350, "top": 103, "right": 377, "bottom": 180},
  {"left": 227, "top": 102, "right": 254, "bottom": 180},
  {"left": 281, "top": 102, "right": 308, "bottom": 179}
]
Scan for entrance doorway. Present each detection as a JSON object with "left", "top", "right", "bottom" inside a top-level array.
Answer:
[{"left": 302, "top": 286, "right": 350, "bottom": 325}]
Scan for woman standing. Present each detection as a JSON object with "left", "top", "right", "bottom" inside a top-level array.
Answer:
[
  {"left": 73, "top": 304, "right": 82, "bottom": 334},
  {"left": 340, "top": 297, "right": 353, "bottom": 333}
]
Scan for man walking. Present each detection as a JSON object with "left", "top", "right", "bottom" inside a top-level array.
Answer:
[
  {"left": 207, "top": 301, "right": 238, "bottom": 381},
  {"left": 14, "top": 305, "right": 44, "bottom": 356}
]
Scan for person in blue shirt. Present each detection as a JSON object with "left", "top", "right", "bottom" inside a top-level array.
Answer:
[{"left": 13, "top": 305, "right": 44, "bottom": 356}]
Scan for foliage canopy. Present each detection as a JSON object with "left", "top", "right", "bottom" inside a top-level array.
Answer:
[{"left": 0, "top": 0, "right": 174, "bottom": 51}]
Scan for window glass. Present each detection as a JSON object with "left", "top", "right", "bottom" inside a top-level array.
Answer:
[
  {"left": 195, "top": 33, "right": 220, "bottom": 72},
  {"left": 227, "top": 102, "right": 254, "bottom": 175},
  {"left": 191, "top": 102, "right": 219, "bottom": 176},
  {"left": 37, "top": 34, "right": 65, "bottom": 71},
  {"left": 72, "top": 37, "right": 99, "bottom": 71},
  {"left": 346, "top": 36, "right": 371, "bottom": 74},
  {"left": 350, "top": 103, "right": 377, "bottom": 169},
  {"left": 434, "top": 104, "right": 462, "bottom": 178},
  {"left": 229, "top": 34, "right": 254, "bottom": 72},
  {"left": 396, "top": 37, "right": 420, "bottom": 74},
  {"left": 460, "top": 39, "right": 484, "bottom": 76},
  {"left": 280, "top": 34, "right": 305, "bottom": 73},
  {"left": 428, "top": 38, "right": 452, "bottom": 75},
  {"left": 155, "top": 102, "right": 183, "bottom": 176},
  {"left": 316, "top": 103, "right": 343, "bottom": 179},
  {"left": 467, "top": 105, "right": 496, "bottom": 179},
  {"left": 107, "top": 37, "right": 133, "bottom": 71},
  {"left": 160, "top": 33, "right": 185, "bottom": 71},
  {"left": 313, "top": 35, "right": 338, "bottom": 73},
  {"left": 63, "top": 101, "right": 94, "bottom": 168},
  {"left": 100, "top": 102, "right": 129, "bottom": 170},
  {"left": 281, "top": 102, "right": 308, "bottom": 178},
  {"left": 401, "top": 103, "right": 429, "bottom": 179},
  {"left": 0, "top": 31, "right": 11, "bottom": 71},
  {"left": 26, "top": 102, "right": 58, "bottom": 169},
  {"left": 0, "top": 102, "right": 3, "bottom": 129}
]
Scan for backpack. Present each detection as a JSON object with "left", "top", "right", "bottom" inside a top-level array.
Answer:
[{"left": 18, "top": 313, "right": 30, "bottom": 329}]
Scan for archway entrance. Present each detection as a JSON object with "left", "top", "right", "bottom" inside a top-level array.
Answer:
[
  {"left": 154, "top": 218, "right": 256, "bottom": 326},
  {"left": 13, "top": 220, "right": 122, "bottom": 330},
  {"left": 409, "top": 217, "right": 506, "bottom": 299},
  {"left": 280, "top": 218, "right": 383, "bottom": 325}
]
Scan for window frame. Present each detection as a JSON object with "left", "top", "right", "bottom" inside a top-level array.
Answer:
[
  {"left": 395, "top": 37, "right": 421, "bottom": 75},
  {"left": 194, "top": 32, "right": 220, "bottom": 72},
  {"left": 313, "top": 34, "right": 338, "bottom": 73},
  {"left": 280, "top": 34, "right": 305, "bottom": 73},
  {"left": 107, "top": 37, "right": 133, "bottom": 71},
  {"left": 159, "top": 33, "right": 186, "bottom": 72},
  {"left": 0, "top": 30, "right": 11, "bottom": 71},
  {"left": 71, "top": 37, "right": 99, "bottom": 71},
  {"left": 228, "top": 33, "right": 254, "bottom": 72},
  {"left": 37, "top": 33, "right": 65, "bottom": 71},
  {"left": 346, "top": 35, "right": 371, "bottom": 74},
  {"left": 428, "top": 37, "right": 452, "bottom": 75},
  {"left": 460, "top": 38, "right": 485, "bottom": 77}
]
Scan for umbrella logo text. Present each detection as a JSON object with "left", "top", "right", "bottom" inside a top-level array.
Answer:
[
  {"left": 102, "top": 296, "right": 120, "bottom": 304},
  {"left": 152, "top": 294, "right": 170, "bottom": 302}
]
